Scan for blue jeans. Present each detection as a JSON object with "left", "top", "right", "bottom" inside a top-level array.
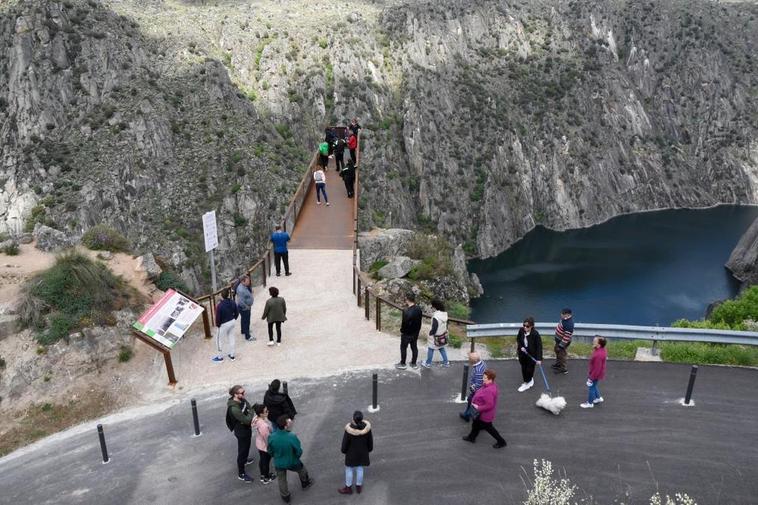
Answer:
[
  {"left": 316, "top": 183, "right": 328, "bottom": 203},
  {"left": 240, "top": 310, "right": 251, "bottom": 339},
  {"left": 424, "top": 346, "right": 448, "bottom": 365},
  {"left": 345, "top": 466, "right": 364, "bottom": 486},
  {"left": 588, "top": 380, "right": 601, "bottom": 403}
]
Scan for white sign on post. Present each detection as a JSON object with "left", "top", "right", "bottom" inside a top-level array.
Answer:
[{"left": 202, "top": 211, "right": 218, "bottom": 252}]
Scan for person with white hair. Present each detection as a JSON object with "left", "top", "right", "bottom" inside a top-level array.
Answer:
[{"left": 459, "top": 351, "right": 487, "bottom": 422}]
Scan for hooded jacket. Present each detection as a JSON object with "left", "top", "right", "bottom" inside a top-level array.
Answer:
[
  {"left": 341, "top": 420, "right": 373, "bottom": 467},
  {"left": 268, "top": 429, "right": 303, "bottom": 470},
  {"left": 227, "top": 397, "right": 253, "bottom": 437},
  {"left": 252, "top": 415, "right": 273, "bottom": 452},
  {"left": 426, "top": 310, "right": 449, "bottom": 349},
  {"left": 264, "top": 388, "right": 297, "bottom": 423}
]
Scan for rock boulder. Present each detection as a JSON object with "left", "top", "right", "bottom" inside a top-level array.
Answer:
[
  {"left": 726, "top": 217, "right": 758, "bottom": 287},
  {"left": 377, "top": 256, "right": 417, "bottom": 279},
  {"left": 358, "top": 229, "right": 415, "bottom": 271},
  {"left": 33, "top": 225, "right": 76, "bottom": 252}
]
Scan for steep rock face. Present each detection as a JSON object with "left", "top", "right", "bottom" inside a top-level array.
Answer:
[{"left": 727, "top": 217, "right": 758, "bottom": 287}]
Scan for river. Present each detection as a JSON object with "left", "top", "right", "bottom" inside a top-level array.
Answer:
[{"left": 469, "top": 206, "right": 758, "bottom": 326}]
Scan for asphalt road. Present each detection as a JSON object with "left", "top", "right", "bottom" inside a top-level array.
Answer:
[{"left": 1, "top": 360, "right": 756, "bottom": 505}]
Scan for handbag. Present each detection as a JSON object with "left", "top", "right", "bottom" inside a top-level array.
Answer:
[{"left": 434, "top": 331, "right": 448, "bottom": 347}]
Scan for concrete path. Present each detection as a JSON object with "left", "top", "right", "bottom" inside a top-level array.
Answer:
[{"left": 2, "top": 361, "right": 756, "bottom": 505}]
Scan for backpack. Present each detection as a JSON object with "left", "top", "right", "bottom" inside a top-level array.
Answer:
[
  {"left": 225, "top": 405, "right": 238, "bottom": 432},
  {"left": 314, "top": 171, "right": 324, "bottom": 182},
  {"left": 319, "top": 142, "right": 329, "bottom": 155}
]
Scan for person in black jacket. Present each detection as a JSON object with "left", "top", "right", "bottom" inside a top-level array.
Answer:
[
  {"left": 334, "top": 137, "right": 346, "bottom": 174},
  {"left": 341, "top": 159, "right": 356, "bottom": 198},
  {"left": 264, "top": 379, "right": 297, "bottom": 430},
  {"left": 338, "top": 411, "right": 373, "bottom": 495},
  {"left": 395, "top": 293, "right": 423, "bottom": 370},
  {"left": 516, "top": 316, "right": 543, "bottom": 392}
]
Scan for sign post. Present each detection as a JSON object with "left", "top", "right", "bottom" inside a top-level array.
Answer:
[{"left": 202, "top": 211, "right": 219, "bottom": 293}]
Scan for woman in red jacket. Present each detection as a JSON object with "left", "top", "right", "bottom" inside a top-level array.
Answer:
[
  {"left": 462, "top": 369, "right": 507, "bottom": 448},
  {"left": 581, "top": 336, "right": 607, "bottom": 409}
]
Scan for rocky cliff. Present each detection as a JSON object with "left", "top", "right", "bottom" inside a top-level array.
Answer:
[
  {"left": 727, "top": 216, "right": 758, "bottom": 287},
  {"left": 2, "top": 0, "right": 757, "bottom": 292}
]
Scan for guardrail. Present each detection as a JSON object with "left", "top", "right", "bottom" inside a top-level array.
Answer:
[{"left": 466, "top": 322, "right": 758, "bottom": 347}]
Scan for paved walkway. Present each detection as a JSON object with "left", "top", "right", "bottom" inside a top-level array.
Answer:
[{"left": 2, "top": 362, "right": 756, "bottom": 504}]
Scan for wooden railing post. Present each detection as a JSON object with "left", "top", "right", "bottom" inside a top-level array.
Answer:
[
  {"left": 357, "top": 277, "right": 362, "bottom": 307},
  {"left": 376, "top": 297, "right": 381, "bottom": 331},
  {"left": 209, "top": 294, "right": 216, "bottom": 327},
  {"left": 365, "top": 287, "right": 370, "bottom": 320}
]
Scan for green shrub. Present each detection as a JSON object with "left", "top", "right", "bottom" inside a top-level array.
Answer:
[
  {"left": 660, "top": 342, "right": 758, "bottom": 366},
  {"left": 18, "top": 251, "right": 130, "bottom": 345},
  {"left": 673, "top": 286, "right": 758, "bottom": 330},
  {"left": 672, "top": 318, "right": 733, "bottom": 330},
  {"left": 1, "top": 242, "right": 19, "bottom": 255},
  {"left": 447, "top": 302, "right": 471, "bottom": 320},
  {"left": 155, "top": 271, "right": 189, "bottom": 293},
  {"left": 406, "top": 234, "right": 454, "bottom": 280},
  {"left": 117, "top": 345, "right": 133, "bottom": 363},
  {"left": 448, "top": 331, "right": 463, "bottom": 349},
  {"left": 82, "top": 224, "right": 130, "bottom": 252}
]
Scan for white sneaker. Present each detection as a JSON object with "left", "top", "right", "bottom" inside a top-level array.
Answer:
[
  {"left": 316, "top": 201, "right": 322, "bottom": 205},
  {"left": 517, "top": 379, "right": 534, "bottom": 393},
  {"left": 276, "top": 343, "right": 281, "bottom": 347},
  {"left": 267, "top": 341, "right": 275, "bottom": 347},
  {"left": 326, "top": 202, "right": 330, "bottom": 206},
  {"left": 593, "top": 397, "right": 604, "bottom": 404},
  {"left": 580, "top": 402, "right": 594, "bottom": 409}
]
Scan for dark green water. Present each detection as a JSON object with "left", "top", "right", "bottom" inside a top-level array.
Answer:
[{"left": 469, "top": 206, "right": 758, "bottom": 325}]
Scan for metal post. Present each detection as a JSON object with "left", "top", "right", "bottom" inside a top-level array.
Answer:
[
  {"left": 364, "top": 287, "right": 370, "bottom": 320},
  {"left": 357, "top": 277, "right": 362, "bottom": 307},
  {"left": 460, "top": 365, "right": 470, "bottom": 401},
  {"left": 375, "top": 297, "right": 382, "bottom": 331},
  {"left": 191, "top": 399, "right": 201, "bottom": 437},
  {"left": 209, "top": 249, "right": 218, "bottom": 293},
  {"left": 684, "top": 365, "right": 698, "bottom": 405},
  {"left": 97, "top": 424, "right": 110, "bottom": 464},
  {"left": 352, "top": 269, "right": 356, "bottom": 295},
  {"left": 470, "top": 337, "right": 475, "bottom": 353},
  {"left": 372, "top": 373, "right": 378, "bottom": 410},
  {"left": 283, "top": 381, "right": 288, "bottom": 396}
]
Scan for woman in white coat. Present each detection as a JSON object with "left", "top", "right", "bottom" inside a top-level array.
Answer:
[{"left": 420, "top": 299, "right": 450, "bottom": 368}]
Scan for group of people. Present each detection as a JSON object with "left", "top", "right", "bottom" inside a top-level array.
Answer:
[
  {"left": 226, "top": 380, "right": 373, "bottom": 502},
  {"left": 314, "top": 119, "right": 361, "bottom": 205}
]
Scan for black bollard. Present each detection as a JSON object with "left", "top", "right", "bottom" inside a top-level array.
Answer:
[
  {"left": 283, "top": 381, "right": 288, "bottom": 396},
  {"left": 97, "top": 424, "right": 109, "bottom": 464},
  {"left": 684, "top": 365, "right": 698, "bottom": 405},
  {"left": 372, "top": 373, "right": 378, "bottom": 410},
  {"left": 191, "top": 399, "right": 201, "bottom": 437},
  {"left": 460, "top": 365, "right": 470, "bottom": 401}
]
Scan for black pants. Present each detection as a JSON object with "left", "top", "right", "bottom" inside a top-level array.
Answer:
[
  {"left": 335, "top": 152, "right": 344, "bottom": 173},
  {"left": 468, "top": 419, "right": 506, "bottom": 445},
  {"left": 258, "top": 449, "right": 272, "bottom": 478},
  {"left": 349, "top": 148, "right": 356, "bottom": 163},
  {"left": 274, "top": 252, "right": 290, "bottom": 275},
  {"left": 236, "top": 434, "right": 252, "bottom": 475},
  {"left": 268, "top": 321, "right": 282, "bottom": 342},
  {"left": 343, "top": 177, "right": 354, "bottom": 197},
  {"left": 518, "top": 354, "right": 536, "bottom": 382},
  {"left": 319, "top": 153, "right": 328, "bottom": 168},
  {"left": 400, "top": 334, "right": 418, "bottom": 365}
]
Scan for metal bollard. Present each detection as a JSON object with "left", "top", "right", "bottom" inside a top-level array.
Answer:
[
  {"left": 372, "top": 374, "right": 378, "bottom": 410},
  {"left": 460, "top": 365, "right": 470, "bottom": 401},
  {"left": 97, "top": 424, "right": 110, "bottom": 464},
  {"left": 684, "top": 365, "right": 698, "bottom": 405},
  {"left": 283, "top": 381, "right": 288, "bottom": 396},
  {"left": 191, "top": 399, "right": 201, "bottom": 437}
]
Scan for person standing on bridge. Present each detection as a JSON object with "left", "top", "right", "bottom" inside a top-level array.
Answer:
[
  {"left": 517, "top": 316, "right": 542, "bottom": 392},
  {"left": 262, "top": 286, "right": 287, "bottom": 346},
  {"left": 395, "top": 292, "right": 422, "bottom": 370},
  {"left": 349, "top": 117, "right": 362, "bottom": 136},
  {"left": 552, "top": 308, "right": 574, "bottom": 374},
  {"left": 341, "top": 159, "right": 356, "bottom": 198},
  {"left": 347, "top": 130, "right": 358, "bottom": 164},
  {"left": 236, "top": 275, "right": 254, "bottom": 342},
  {"left": 271, "top": 225, "right": 292, "bottom": 277},
  {"left": 268, "top": 415, "right": 314, "bottom": 503},
  {"left": 334, "top": 135, "right": 346, "bottom": 174},
  {"left": 319, "top": 140, "right": 330, "bottom": 170},
  {"left": 313, "top": 166, "right": 329, "bottom": 206}
]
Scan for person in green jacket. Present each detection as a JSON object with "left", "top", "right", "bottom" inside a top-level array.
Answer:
[
  {"left": 268, "top": 415, "right": 314, "bottom": 503},
  {"left": 262, "top": 286, "right": 287, "bottom": 347},
  {"left": 318, "top": 141, "right": 329, "bottom": 169},
  {"left": 226, "top": 385, "right": 255, "bottom": 482}
]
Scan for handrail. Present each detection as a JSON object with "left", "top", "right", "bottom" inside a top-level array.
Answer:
[{"left": 466, "top": 322, "right": 758, "bottom": 346}]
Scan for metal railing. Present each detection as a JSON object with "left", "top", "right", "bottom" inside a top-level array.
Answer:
[{"left": 466, "top": 322, "right": 758, "bottom": 347}]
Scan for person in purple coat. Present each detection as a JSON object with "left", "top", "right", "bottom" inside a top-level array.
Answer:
[
  {"left": 462, "top": 369, "right": 507, "bottom": 448},
  {"left": 581, "top": 336, "right": 608, "bottom": 408}
]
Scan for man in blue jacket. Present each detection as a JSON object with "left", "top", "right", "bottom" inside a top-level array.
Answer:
[{"left": 271, "top": 225, "right": 291, "bottom": 277}]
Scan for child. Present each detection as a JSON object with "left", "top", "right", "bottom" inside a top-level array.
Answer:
[
  {"left": 581, "top": 336, "right": 607, "bottom": 408},
  {"left": 261, "top": 287, "right": 287, "bottom": 346},
  {"left": 313, "top": 167, "right": 329, "bottom": 206},
  {"left": 252, "top": 404, "right": 276, "bottom": 484}
]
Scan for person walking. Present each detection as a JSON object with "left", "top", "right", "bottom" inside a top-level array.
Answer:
[
  {"left": 271, "top": 225, "right": 292, "bottom": 277},
  {"left": 347, "top": 130, "right": 358, "bottom": 164},
  {"left": 338, "top": 410, "right": 373, "bottom": 495},
  {"left": 516, "top": 316, "right": 543, "bottom": 392},
  {"left": 581, "top": 336, "right": 608, "bottom": 408},
  {"left": 552, "top": 308, "right": 575, "bottom": 374},
  {"left": 318, "top": 140, "right": 330, "bottom": 169},
  {"left": 341, "top": 159, "right": 356, "bottom": 198},
  {"left": 313, "top": 167, "right": 329, "bottom": 206},
  {"left": 252, "top": 404, "right": 277, "bottom": 484},
  {"left": 236, "top": 275, "right": 254, "bottom": 341},
  {"left": 421, "top": 299, "right": 449, "bottom": 368},
  {"left": 395, "top": 292, "right": 422, "bottom": 370},
  {"left": 212, "top": 288, "right": 239, "bottom": 363},
  {"left": 262, "top": 287, "right": 287, "bottom": 346},
  {"left": 459, "top": 352, "right": 486, "bottom": 422},
  {"left": 268, "top": 416, "right": 314, "bottom": 503},
  {"left": 462, "top": 369, "right": 507, "bottom": 448},
  {"left": 226, "top": 385, "right": 255, "bottom": 482},
  {"left": 333, "top": 136, "right": 346, "bottom": 174},
  {"left": 264, "top": 379, "right": 297, "bottom": 429}
]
